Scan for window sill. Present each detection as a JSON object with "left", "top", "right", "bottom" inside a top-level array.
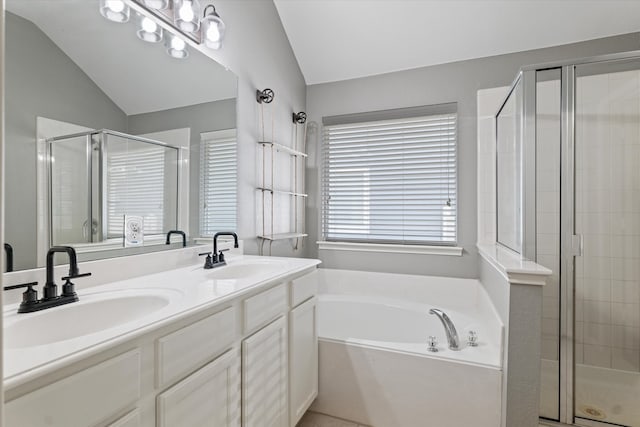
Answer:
[{"left": 316, "top": 241, "right": 463, "bottom": 256}]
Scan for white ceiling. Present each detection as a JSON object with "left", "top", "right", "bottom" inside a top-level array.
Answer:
[
  {"left": 274, "top": 0, "right": 640, "bottom": 85},
  {"left": 8, "top": 0, "right": 237, "bottom": 115}
]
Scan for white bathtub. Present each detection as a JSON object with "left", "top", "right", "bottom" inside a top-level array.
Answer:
[{"left": 311, "top": 269, "right": 504, "bottom": 427}]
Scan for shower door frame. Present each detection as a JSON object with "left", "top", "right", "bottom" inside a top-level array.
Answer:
[{"left": 504, "top": 50, "right": 640, "bottom": 427}]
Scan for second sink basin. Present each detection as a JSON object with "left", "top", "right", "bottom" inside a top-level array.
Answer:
[
  {"left": 205, "top": 262, "right": 284, "bottom": 280},
  {"left": 4, "top": 289, "right": 181, "bottom": 349}
]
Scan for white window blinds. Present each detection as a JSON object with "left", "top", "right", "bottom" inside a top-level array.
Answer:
[
  {"left": 107, "top": 149, "right": 166, "bottom": 237},
  {"left": 322, "top": 107, "right": 457, "bottom": 245},
  {"left": 200, "top": 129, "right": 237, "bottom": 236}
]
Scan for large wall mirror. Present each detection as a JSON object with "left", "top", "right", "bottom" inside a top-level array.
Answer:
[{"left": 5, "top": 0, "right": 238, "bottom": 271}]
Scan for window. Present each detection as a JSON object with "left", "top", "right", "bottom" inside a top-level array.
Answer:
[
  {"left": 199, "top": 129, "right": 237, "bottom": 236},
  {"left": 107, "top": 148, "right": 168, "bottom": 237},
  {"left": 321, "top": 105, "right": 457, "bottom": 246}
]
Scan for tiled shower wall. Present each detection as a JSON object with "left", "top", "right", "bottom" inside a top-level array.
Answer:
[{"left": 574, "top": 70, "right": 640, "bottom": 371}]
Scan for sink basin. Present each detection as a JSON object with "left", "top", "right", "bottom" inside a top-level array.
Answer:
[
  {"left": 206, "top": 262, "right": 284, "bottom": 280},
  {"left": 4, "top": 289, "right": 180, "bottom": 349}
]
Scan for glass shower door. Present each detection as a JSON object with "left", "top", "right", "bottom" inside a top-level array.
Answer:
[{"left": 574, "top": 59, "right": 640, "bottom": 427}]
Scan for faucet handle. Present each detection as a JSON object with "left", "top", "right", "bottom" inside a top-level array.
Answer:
[
  {"left": 427, "top": 336, "right": 439, "bottom": 352},
  {"left": 467, "top": 330, "right": 479, "bottom": 347},
  {"left": 199, "top": 252, "right": 214, "bottom": 269},
  {"left": 61, "top": 272, "right": 92, "bottom": 281},
  {"left": 218, "top": 248, "right": 229, "bottom": 262},
  {"left": 4, "top": 282, "right": 39, "bottom": 309}
]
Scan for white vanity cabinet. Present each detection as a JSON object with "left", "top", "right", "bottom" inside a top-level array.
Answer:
[{"left": 4, "top": 266, "right": 320, "bottom": 427}]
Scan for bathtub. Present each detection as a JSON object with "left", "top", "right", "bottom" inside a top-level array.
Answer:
[{"left": 310, "top": 269, "right": 504, "bottom": 427}]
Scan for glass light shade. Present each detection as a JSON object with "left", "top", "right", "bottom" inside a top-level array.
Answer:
[
  {"left": 173, "top": 0, "right": 200, "bottom": 33},
  {"left": 99, "top": 0, "right": 130, "bottom": 23},
  {"left": 201, "top": 7, "right": 225, "bottom": 50},
  {"left": 142, "top": 0, "right": 169, "bottom": 10},
  {"left": 165, "top": 34, "right": 189, "bottom": 59},
  {"left": 136, "top": 13, "right": 163, "bottom": 43}
]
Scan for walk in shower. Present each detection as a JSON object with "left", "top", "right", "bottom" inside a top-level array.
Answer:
[{"left": 496, "top": 52, "right": 640, "bottom": 426}]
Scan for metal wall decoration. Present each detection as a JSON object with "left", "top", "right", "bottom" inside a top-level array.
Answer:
[
  {"left": 292, "top": 111, "right": 307, "bottom": 124},
  {"left": 256, "top": 88, "right": 275, "bottom": 104}
]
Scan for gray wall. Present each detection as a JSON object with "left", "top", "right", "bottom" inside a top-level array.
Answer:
[
  {"left": 198, "top": 0, "right": 307, "bottom": 257},
  {"left": 127, "top": 98, "right": 237, "bottom": 239},
  {"left": 305, "top": 32, "right": 640, "bottom": 278},
  {"left": 5, "top": 12, "right": 127, "bottom": 270}
]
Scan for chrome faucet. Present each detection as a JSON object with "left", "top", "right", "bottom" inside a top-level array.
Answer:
[{"left": 429, "top": 308, "right": 460, "bottom": 350}]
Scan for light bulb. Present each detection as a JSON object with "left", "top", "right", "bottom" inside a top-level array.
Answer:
[
  {"left": 100, "top": 0, "right": 130, "bottom": 22},
  {"left": 171, "top": 37, "right": 186, "bottom": 51},
  {"left": 165, "top": 34, "right": 189, "bottom": 59},
  {"left": 174, "top": 0, "right": 200, "bottom": 32},
  {"left": 141, "top": 17, "right": 157, "bottom": 33},
  {"left": 106, "top": 0, "right": 124, "bottom": 13},
  {"left": 136, "top": 13, "right": 163, "bottom": 42},
  {"left": 201, "top": 5, "right": 225, "bottom": 49},
  {"left": 178, "top": 2, "right": 195, "bottom": 22},
  {"left": 206, "top": 25, "right": 220, "bottom": 43}
]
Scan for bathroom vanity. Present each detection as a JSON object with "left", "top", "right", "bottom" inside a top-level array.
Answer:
[{"left": 3, "top": 255, "right": 320, "bottom": 427}]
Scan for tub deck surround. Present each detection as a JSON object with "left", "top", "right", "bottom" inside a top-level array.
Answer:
[
  {"left": 477, "top": 243, "right": 552, "bottom": 286},
  {"left": 3, "top": 253, "right": 320, "bottom": 389}
]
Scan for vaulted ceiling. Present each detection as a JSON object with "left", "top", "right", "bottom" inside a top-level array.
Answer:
[{"left": 274, "top": 0, "right": 640, "bottom": 85}]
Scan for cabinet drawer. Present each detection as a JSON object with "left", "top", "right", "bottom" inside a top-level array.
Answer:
[
  {"left": 243, "top": 284, "right": 287, "bottom": 334},
  {"left": 6, "top": 349, "right": 141, "bottom": 427},
  {"left": 109, "top": 409, "right": 140, "bottom": 427},
  {"left": 156, "top": 306, "right": 235, "bottom": 388},
  {"left": 290, "top": 270, "right": 318, "bottom": 308}
]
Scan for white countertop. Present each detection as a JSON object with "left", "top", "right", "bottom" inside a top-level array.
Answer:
[{"left": 3, "top": 255, "right": 320, "bottom": 389}]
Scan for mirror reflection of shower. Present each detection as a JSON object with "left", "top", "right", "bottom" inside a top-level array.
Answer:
[{"left": 47, "top": 129, "right": 180, "bottom": 248}]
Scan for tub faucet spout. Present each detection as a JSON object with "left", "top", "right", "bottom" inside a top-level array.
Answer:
[{"left": 429, "top": 308, "right": 460, "bottom": 350}]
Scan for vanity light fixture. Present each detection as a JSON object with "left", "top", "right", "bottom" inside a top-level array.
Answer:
[
  {"left": 165, "top": 33, "right": 190, "bottom": 59},
  {"left": 174, "top": 0, "right": 201, "bottom": 33},
  {"left": 141, "top": 0, "right": 169, "bottom": 10},
  {"left": 201, "top": 5, "right": 226, "bottom": 50},
  {"left": 100, "top": 0, "right": 130, "bottom": 23},
  {"left": 99, "top": 0, "right": 226, "bottom": 60},
  {"left": 136, "top": 13, "right": 163, "bottom": 42}
]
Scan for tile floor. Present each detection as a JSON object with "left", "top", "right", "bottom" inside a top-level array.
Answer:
[{"left": 298, "top": 411, "right": 369, "bottom": 427}]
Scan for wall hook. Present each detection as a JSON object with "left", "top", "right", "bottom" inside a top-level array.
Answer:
[
  {"left": 256, "top": 88, "right": 275, "bottom": 104},
  {"left": 292, "top": 111, "right": 307, "bottom": 124}
]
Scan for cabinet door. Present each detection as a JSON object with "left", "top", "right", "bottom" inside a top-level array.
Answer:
[
  {"left": 289, "top": 297, "right": 318, "bottom": 426},
  {"left": 157, "top": 349, "right": 240, "bottom": 427},
  {"left": 242, "top": 316, "right": 288, "bottom": 427},
  {"left": 108, "top": 409, "right": 140, "bottom": 427}
]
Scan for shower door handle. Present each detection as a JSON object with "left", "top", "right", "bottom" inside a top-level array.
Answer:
[{"left": 570, "top": 234, "right": 583, "bottom": 257}]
